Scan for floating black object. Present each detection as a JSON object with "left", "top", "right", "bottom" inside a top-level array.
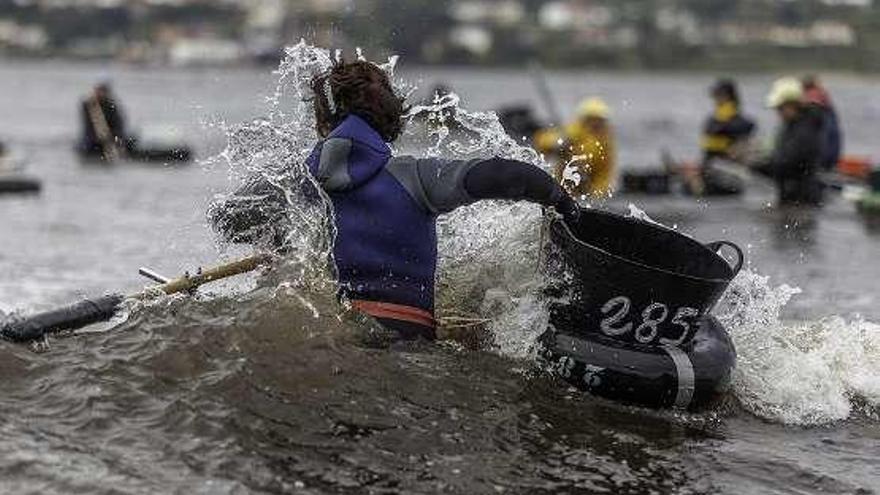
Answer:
[
  {"left": 128, "top": 146, "right": 193, "bottom": 163},
  {"left": 497, "top": 105, "right": 543, "bottom": 144},
  {"left": 0, "top": 175, "right": 41, "bottom": 194},
  {"left": 1, "top": 255, "right": 269, "bottom": 344},
  {"left": 621, "top": 171, "right": 671, "bottom": 195},
  {"left": 539, "top": 314, "right": 736, "bottom": 410},
  {"left": 77, "top": 144, "right": 193, "bottom": 164},
  {"left": 547, "top": 209, "right": 743, "bottom": 347},
  {"left": 1, "top": 294, "right": 125, "bottom": 343}
]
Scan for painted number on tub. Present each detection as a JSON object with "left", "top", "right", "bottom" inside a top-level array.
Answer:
[{"left": 599, "top": 296, "right": 699, "bottom": 346}]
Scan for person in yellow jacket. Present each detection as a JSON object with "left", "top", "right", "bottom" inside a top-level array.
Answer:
[
  {"left": 682, "top": 79, "right": 757, "bottom": 196},
  {"left": 534, "top": 97, "right": 616, "bottom": 198},
  {"left": 701, "top": 79, "right": 755, "bottom": 164}
]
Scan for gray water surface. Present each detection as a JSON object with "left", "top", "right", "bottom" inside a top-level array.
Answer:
[{"left": 0, "top": 61, "right": 878, "bottom": 494}]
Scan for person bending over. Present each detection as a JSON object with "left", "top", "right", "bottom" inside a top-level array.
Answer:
[
  {"left": 213, "top": 60, "right": 579, "bottom": 340},
  {"left": 756, "top": 77, "right": 825, "bottom": 206}
]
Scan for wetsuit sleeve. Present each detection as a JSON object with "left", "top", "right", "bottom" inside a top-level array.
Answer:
[
  {"left": 462, "top": 157, "right": 578, "bottom": 217},
  {"left": 388, "top": 156, "right": 577, "bottom": 218}
]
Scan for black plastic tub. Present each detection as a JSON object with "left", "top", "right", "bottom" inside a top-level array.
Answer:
[
  {"left": 538, "top": 315, "right": 736, "bottom": 410},
  {"left": 547, "top": 209, "right": 743, "bottom": 346}
]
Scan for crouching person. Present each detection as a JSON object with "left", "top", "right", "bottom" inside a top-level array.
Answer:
[{"left": 214, "top": 60, "right": 579, "bottom": 340}]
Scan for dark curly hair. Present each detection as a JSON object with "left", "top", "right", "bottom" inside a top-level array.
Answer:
[
  {"left": 711, "top": 78, "right": 740, "bottom": 105},
  {"left": 311, "top": 60, "right": 406, "bottom": 142}
]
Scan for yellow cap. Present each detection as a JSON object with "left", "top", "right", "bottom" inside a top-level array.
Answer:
[
  {"left": 577, "top": 97, "right": 610, "bottom": 119},
  {"left": 766, "top": 77, "right": 803, "bottom": 108}
]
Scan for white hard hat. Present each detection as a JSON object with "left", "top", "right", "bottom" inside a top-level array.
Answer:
[{"left": 766, "top": 77, "right": 803, "bottom": 108}]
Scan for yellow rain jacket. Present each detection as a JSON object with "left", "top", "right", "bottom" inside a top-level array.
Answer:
[
  {"left": 701, "top": 101, "right": 755, "bottom": 161},
  {"left": 535, "top": 122, "right": 616, "bottom": 198}
]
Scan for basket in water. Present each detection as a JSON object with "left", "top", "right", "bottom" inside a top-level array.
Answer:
[{"left": 547, "top": 208, "right": 743, "bottom": 347}]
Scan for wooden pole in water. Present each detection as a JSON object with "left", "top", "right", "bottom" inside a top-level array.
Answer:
[
  {"left": 133, "top": 253, "right": 272, "bottom": 298},
  {"left": 528, "top": 61, "right": 564, "bottom": 127},
  {"left": 0, "top": 254, "right": 273, "bottom": 343},
  {"left": 86, "top": 97, "right": 121, "bottom": 162}
]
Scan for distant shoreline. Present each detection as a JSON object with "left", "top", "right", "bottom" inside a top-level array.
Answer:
[{"left": 2, "top": 54, "right": 879, "bottom": 79}]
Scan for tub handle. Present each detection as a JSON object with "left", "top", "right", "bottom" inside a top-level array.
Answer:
[{"left": 706, "top": 240, "right": 744, "bottom": 276}]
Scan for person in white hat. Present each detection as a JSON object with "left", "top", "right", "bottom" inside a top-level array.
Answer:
[
  {"left": 534, "top": 97, "right": 616, "bottom": 198},
  {"left": 756, "top": 77, "right": 826, "bottom": 206}
]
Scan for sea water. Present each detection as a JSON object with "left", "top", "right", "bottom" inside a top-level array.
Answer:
[{"left": 0, "top": 44, "right": 877, "bottom": 493}]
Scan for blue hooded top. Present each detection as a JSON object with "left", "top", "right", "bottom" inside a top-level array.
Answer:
[
  {"left": 306, "top": 114, "right": 447, "bottom": 312},
  {"left": 213, "top": 113, "right": 573, "bottom": 319}
]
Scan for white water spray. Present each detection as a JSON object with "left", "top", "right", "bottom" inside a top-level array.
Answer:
[{"left": 717, "top": 270, "right": 880, "bottom": 424}]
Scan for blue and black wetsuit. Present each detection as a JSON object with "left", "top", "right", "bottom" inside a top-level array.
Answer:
[{"left": 214, "top": 114, "right": 577, "bottom": 339}]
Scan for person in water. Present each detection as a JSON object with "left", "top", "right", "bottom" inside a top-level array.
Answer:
[
  {"left": 79, "top": 83, "right": 130, "bottom": 159},
  {"left": 213, "top": 60, "right": 580, "bottom": 340},
  {"left": 685, "top": 79, "right": 757, "bottom": 196},
  {"left": 754, "top": 77, "right": 825, "bottom": 206},
  {"left": 701, "top": 79, "right": 756, "bottom": 164},
  {"left": 802, "top": 75, "right": 842, "bottom": 172},
  {"left": 534, "top": 97, "right": 616, "bottom": 198}
]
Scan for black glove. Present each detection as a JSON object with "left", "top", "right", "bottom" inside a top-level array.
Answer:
[{"left": 553, "top": 192, "right": 581, "bottom": 226}]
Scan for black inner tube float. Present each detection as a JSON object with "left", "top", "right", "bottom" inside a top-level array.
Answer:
[{"left": 539, "top": 208, "right": 744, "bottom": 410}]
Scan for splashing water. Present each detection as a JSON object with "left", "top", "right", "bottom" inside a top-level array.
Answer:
[
  {"left": 206, "top": 41, "right": 554, "bottom": 357},
  {"left": 626, "top": 203, "right": 665, "bottom": 226},
  {"left": 403, "top": 86, "right": 552, "bottom": 358},
  {"left": 624, "top": 208, "right": 880, "bottom": 424},
  {"left": 717, "top": 271, "right": 880, "bottom": 425},
  {"left": 206, "top": 41, "right": 337, "bottom": 292},
  {"left": 206, "top": 41, "right": 879, "bottom": 425},
  {"left": 560, "top": 156, "right": 588, "bottom": 190}
]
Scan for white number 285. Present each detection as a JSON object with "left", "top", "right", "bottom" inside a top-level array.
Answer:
[{"left": 599, "top": 296, "right": 698, "bottom": 346}]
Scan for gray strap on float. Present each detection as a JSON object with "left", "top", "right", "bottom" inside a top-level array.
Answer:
[{"left": 663, "top": 345, "right": 695, "bottom": 409}]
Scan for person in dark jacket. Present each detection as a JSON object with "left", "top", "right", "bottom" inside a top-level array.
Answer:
[
  {"left": 758, "top": 77, "right": 825, "bottom": 206},
  {"left": 212, "top": 60, "right": 580, "bottom": 340},
  {"left": 802, "top": 75, "right": 842, "bottom": 171},
  {"left": 79, "top": 83, "right": 130, "bottom": 159}
]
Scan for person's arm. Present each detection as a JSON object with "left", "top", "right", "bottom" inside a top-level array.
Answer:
[
  {"left": 463, "top": 157, "right": 576, "bottom": 213},
  {"left": 208, "top": 173, "right": 289, "bottom": 247},
  {"left": 386, "top": 156, "right": 579, "bottom": 221},
  {"left": 822, "top": 110, "right": 842, "bottom": 170}
]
